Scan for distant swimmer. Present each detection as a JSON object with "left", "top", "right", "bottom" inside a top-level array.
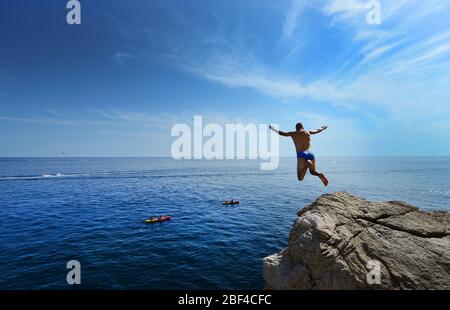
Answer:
[{"left": 269, "top": 123, "right": 329, "bottom": 186}]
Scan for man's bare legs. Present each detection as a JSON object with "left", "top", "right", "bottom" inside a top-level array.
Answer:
[
  {"left": 297, "top": 158, "right": 308, "bottom": 181},
  {"left": 308, "top": 160, "right": 329, "bottom": 186}
]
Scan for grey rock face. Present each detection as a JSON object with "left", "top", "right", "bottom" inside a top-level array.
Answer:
[{"left": 263, "top": 192, "right": 450, "bottom": 289}]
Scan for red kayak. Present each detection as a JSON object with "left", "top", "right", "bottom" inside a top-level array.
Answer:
[{"left": 145, "top": 215, "right": 172, "bottom": 224}]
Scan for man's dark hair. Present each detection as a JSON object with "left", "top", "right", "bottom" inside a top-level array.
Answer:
[{"left": 296, "top": 122, "right": 304, "bottom": 131}]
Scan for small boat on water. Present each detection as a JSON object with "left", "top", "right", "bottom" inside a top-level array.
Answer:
[
  {"left": 145, "top": 215, "right": 172, "bottom": 224},
  {"left": 222, "top": 200, "right": 240, "bottom": 205}
]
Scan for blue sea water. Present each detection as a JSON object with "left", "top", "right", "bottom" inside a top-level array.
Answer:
[{"left": 0, "top": 157, "right": 449, "bottom": 289}]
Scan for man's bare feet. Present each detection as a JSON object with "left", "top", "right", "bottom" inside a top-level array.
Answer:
[{"left": 319, "top": 174, "right": 329, "bottom": 186}]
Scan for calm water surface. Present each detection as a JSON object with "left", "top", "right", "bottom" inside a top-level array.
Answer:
[{"left": 0, "top": 157, "right": 449, "bottom": 289}]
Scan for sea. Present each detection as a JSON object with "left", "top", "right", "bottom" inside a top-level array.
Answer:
[{"left": 0, "top": 157, "right": 449, "bottom": 289}]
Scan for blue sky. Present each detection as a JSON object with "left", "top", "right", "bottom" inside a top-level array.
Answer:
[{"left": 0, "top": 0, "right": 449, "bottom": 156}]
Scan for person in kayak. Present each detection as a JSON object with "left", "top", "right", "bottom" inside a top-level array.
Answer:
[{"left": 269, "top": 123, "right": 329, "bottom": 186}]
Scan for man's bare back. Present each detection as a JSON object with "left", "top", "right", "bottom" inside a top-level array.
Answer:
[
  {"left": 269, "top": 123, "right": 329, "bottom": 186},
  {"left": 291, "top": 129, "right": 311, "bottom": 153}
]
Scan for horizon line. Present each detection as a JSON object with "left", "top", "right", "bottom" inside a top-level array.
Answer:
[{"left": 1, "top": 156, "right": 449, "bottom": 158}]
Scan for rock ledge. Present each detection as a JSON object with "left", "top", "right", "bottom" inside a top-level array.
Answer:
[{"left": 263, "top": 192, "right": 450, "bottom": 289}]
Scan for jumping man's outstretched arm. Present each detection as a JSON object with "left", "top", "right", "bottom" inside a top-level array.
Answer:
[
  {"left": 308, "top": 126, "right": 328, "bottom": 135},
  {"left": 269, "top": 125, "right": 296, "bottom": 137}
]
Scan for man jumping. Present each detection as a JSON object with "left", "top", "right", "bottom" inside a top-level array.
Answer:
[{"left": 269, "top": 123, "right": 329, "bottom": 186}]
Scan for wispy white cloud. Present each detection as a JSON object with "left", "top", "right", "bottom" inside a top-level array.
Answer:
[
  {"left": 295, "top": 111, "right": 369, "bottom": 155},
  {"left": 156, "top": 0, "right": 450, "bottom": 135},
  {"left": 324, "top": 0, "right": 449, "bottom": 48},
  {"left": 0, "top": 116, "right": 75, "bottom": 125},
  {"left": 282, "top": 0, "right": 306, "bottom": 39},
  {"left": 323, "top": 0, "right": 367, "bottom": 17},
  {"left": 46, "top": 109, "right": 64, "bottom": 117},
  {"left": 424, "top": 29, "right": 450, "bottom": 47},
  {"left": 0, "top": 110, "right": 177, "bottom": 129},
  {"left": 183, "top": 62, "right": 305, "bottom": 98},
  {"left": 0, "top": 109, "right": 265, "bottom": 142},
  {"left": 90, "top": 109, "right": 183, "bottom": 130},
  {"left": 112, "top": 52, "right": 134, "bottom": 64},
  {"left": 409, "top": 43, "right": 450, "bottom": 65},
  {"left": 171, "top": 35, "right": 450, "bottom": 125}
]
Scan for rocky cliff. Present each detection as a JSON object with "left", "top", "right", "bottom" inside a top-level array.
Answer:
[{"left": 263, "top": 192, "right": 450, "bottom": 289}]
